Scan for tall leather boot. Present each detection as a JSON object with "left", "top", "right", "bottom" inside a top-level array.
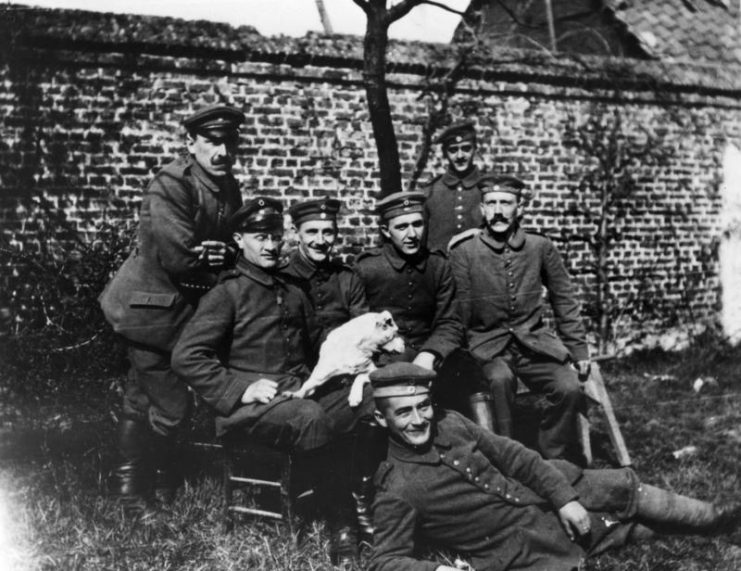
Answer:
[
  {"left": 112, "top": 416, "right": 153, "bottom": 509},
  {"left": 467, "top": 392, "right": 496, "bottom": 434},
  {"left": 636, "top": 484, "right": 741, "bottom": 535},
  {"left": 351, "top": 418, "right": 389, "bottom": 544},
  {"left": 151, "top": 433, "right": 181, "bottom": 505}
]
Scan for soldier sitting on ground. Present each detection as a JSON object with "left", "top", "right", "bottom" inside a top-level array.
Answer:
[{"left": 368, "top": 362, "right": 741, "bottom": 571}]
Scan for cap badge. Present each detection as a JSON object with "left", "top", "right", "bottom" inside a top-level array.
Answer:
[
  {"left": 320, "top": 213, "right": 327, "bottom": 219},
  {"left": 258, "top": 199, "right": 265, "bottom": 207},
  {"left": 403, "top": 199, "right": 410, "bottom": 206}
]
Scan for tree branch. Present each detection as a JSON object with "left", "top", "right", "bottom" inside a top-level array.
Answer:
[
  {"left": 386, "top": 0, "right": 427, "bottom": 25},
  {"left": 419, "top": 0, "right": 468, "bottom": 17},
  {"left": 351, "top": 0, "right": 371, "bottom": 16}
]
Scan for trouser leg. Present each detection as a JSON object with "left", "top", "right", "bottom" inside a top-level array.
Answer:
[
  {"left": 120, "top": 344, "right": 190, "bottom": 505},
  {"left": 635, "top": 484, "right": 741, "bottom": 536},
  {"left": 514, "top": 351, "right": 582, "bottom": 461},
  {"left": 436, "top": 349, "right": 496, "bottom": 432},
  {"left": 481, "top": 355, "right": 517, "bottom": 437}
]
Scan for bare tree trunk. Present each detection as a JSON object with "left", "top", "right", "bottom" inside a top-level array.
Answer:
[
  {"left": 314, "top": 0, "right": 334, "bottom": 35},
  {"left": 361, "top": 4, "right": 402, "bottom": 198}
]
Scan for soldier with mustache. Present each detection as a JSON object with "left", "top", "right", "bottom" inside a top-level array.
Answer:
[
  {"left": 450, "top": 174, "right": 591, "bottom": 464},
  {"left": 99, "top": 105, "right": 245, "bottom": 510}
]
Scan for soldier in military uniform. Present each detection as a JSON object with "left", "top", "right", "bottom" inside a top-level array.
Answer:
[
  {"left": 449, "top": 174, "right": 591, "bottom": 462},
  {"left": 368, "top": 363, "right": 741, "bottom": 571},
  {"left": 284, "top": 197, "right": 368, "bottom": 334},
  {"left": 423, "top": 121, "right": 486, "bottom": 252},
  {"left": 354, "top": 191, "right": 493, "bottom": 425},
  {"left": 99, "top": 104, "right": 245, "bottom": 508},
  {"left": 172, "top": 198, "right": 371, "bottom": 565}
]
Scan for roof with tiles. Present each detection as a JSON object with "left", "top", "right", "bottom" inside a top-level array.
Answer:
[
  {"left": 608, "top": 0, "right": 740, "bottom": 65},
  {"left": 1, "top": 4, "right": 740, "bottom": 95}
]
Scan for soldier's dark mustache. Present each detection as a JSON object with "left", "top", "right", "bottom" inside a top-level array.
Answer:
[{"left": 490, "top": 215, "right": 509, "bottom": 223}]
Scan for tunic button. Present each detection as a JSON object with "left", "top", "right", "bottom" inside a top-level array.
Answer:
[
  {"left": 484, "top": 484, "right": 490, "bottom": 490},
  {"left": 407, "top": 294, "right": 413, "bottom": 299},
  {"left": 508, "top": 282, "right": 514, "bottom": 288},
  {"left": 466, "top": 467, "right": 471, "bottom": 472},
  {"left": 453, "top": 460, "right": 460, "bottom": 466},
  {"left": 510, "top": 295, "right": 516, "bottom": 301},
  {"left": 440, "top": 453, "right": 446, "bottom": 459},
  {"left": 508, "top": 328, "right": 513, "bottom": 333},
  {"left": 474, "top": 477, "right": 480, "bottom": 482},
  {"left": 457, "top": 215, "right": 462, "bottom": 219},
  {"left": 506, "top": 494, "right": 511, "bottom": 499}
]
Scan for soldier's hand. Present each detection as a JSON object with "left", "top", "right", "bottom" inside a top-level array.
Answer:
[
  {"left": 575, "top": 360, "right": 591, "bottom": 383},
  {"left": 558, "top": 500, "right": 591, "bottom": 541},
  {"left": 412, "top": 351, "right": 437, "bottom": 371},
  {"left": 195, "top": 240, "right": 228, "bottom": 268},
  {"left": 241, "top": 379, "right": 278, "bottom": 404}
]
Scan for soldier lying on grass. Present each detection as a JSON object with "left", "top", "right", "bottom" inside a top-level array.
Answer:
[{"left": 368, "top": 362, "right": 741, "bottom": 571}]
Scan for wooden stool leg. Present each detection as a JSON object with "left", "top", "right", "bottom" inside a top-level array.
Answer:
[
  {"left": 223, "top": 447, "right": 235, "bottom": 533},
  {"left": 590, "top": 364, "right": 632, "bottom": 467},
  {"left": 578, "top": 412, "right": 593, "bottom": 466},
  {"left": 281, "top": 453, "right": 296, "bottom": 544}
]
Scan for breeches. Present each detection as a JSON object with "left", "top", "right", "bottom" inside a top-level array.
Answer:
[{"left": 123, "top": 343, "right": 190, "bottom": 437}]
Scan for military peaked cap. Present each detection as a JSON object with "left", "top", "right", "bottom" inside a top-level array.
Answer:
[
  {"left": 436, "top": 120, "right": 476, "bottom": 146},
  {"left": 289, "top": 198, "right": 341, "bottom": 226},
  {"left": 477, "top": 174, "right": 526, "bottom": 197},
  {"left": 376, "top": 191, "right": 426, "bottom": 221},
  {"left": 183, "top": 105, "right": 246, "bottom": 135},
  {"left": 230, "top": 197, "right": 284, "bottom": 233},
  {"left": 370, "top": 362, "right": 435, "bottom": 399}
]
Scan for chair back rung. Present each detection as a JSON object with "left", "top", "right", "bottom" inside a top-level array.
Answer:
[
  {"left": 229, "top": 476, "right": 282, "bottom": 488},
  {"left": 227, "top": 505, "right": 284, "bottom": 520}
]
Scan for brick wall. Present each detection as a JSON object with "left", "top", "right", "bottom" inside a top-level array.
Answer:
[{"left": 1, "top": 6, "right": 740, "bottom": 345}]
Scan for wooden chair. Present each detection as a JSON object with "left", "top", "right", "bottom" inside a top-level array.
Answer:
[
  {"left": 518, "top": 361, "right": 631, "bottom": 467},
  {"left": 221, "top": 437, "right": 314, "bottom": 538}
]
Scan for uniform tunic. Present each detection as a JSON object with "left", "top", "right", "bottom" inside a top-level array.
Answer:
[
  {"left": 423, "top": 166, "right": 484, "bottom": 252},
  {"left": 354, "top": 243, "right": 464, "bottom": 361},
  {"left": 172, "top": 257, "right": 373, "bottom": 448},
  {"left": 449, "top": 225, "right": 588, "bottom": 363},
  {"left": 449, "top": 226, "right": 589, "bottom": 456},
  {"left": 283, "top": 249, "right": 369, "bottom": 334},
  {"left": 370, "top": 411, "right": 639, "bottom": 571},
  {"left": 98, "top": 155, "right": 242, "bottom": 435}
]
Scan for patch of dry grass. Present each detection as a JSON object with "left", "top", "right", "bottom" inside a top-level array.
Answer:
[{"left": 1, "top": 341, "right": 740, "bottom": 570}]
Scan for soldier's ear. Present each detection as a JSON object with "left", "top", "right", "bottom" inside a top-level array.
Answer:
[
  {"left": 373, "top": 409, "right": 388, "bottom": 428},
  {"left": 233, "top": 232, "right": 243, "bottom": 245},
  {"left": 380, "top": 224, "right": 391, "bottom": 240}
]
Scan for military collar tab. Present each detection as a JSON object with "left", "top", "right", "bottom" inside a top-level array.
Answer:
[
  {"left": 480, "top": 225, "right": 526, "bottom": 251},
  {"left": 189, "top": 156, "right": 232, "bottom": 194},
  {"left": 236, "top": 256, "right": 276, "bottom": 286},
  {"left": 382, "top": 242, "right": 427, "bottom": 272},
  {"left": 441, "top": 166, "right": 480, "bottom": 189}
]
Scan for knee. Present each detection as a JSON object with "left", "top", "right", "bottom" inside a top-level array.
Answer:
[
  {"left": 289, "top": 401, "right": 335, "bottom": 452},
  {"left": 548, "top": 370, "right": 581, "bottom": 403},
  {"left": 482, "top": 359, "right": 516, "bottom": 390}
]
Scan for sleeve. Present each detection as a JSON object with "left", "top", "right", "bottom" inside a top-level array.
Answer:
[
  {"left": 345, "top": 269, "right": 371, "bottom": 319},
  {"left": 420, "top": 258, "right": 465, "bottom": 360},
  {"left": 369, "top": 490, "right": 441, "bottom": 571},
  {"left": 449, "top": 246, "right": 472, "bottom": 327},
  {"left": 541, "top": 240, "right": 589, "bottom": 362},
  {"left": 470, "top": 417, "right": 578, "bottom": 509},
  {"left": 147, "top": 172, "right": 208, "bottom": 279},
  {"left": 171, "top": 284, "right": 262, "bottom": 415}
]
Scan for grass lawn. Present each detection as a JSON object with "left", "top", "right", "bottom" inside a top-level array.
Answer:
[{"left": 1, "top": 341, "right": 741, "bottom": 570}]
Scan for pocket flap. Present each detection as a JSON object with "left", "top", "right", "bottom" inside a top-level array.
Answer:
[{"left": 129, "top": 291, "right": 177, "bottom": 308}]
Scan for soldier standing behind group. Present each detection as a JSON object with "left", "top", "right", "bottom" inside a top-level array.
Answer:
[
  {"left": 423, "top": 121, "right": 486, "bottom": 252},
  {"left": 99, "top": 105, "right": 246, "bottom": 509}
]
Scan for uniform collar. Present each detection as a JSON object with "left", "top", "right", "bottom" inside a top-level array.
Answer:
[
  {"left": 382, "top": 242, "right": 428, "bottom": 272},
  {"left": 387, "top": 418, "right": 452, "bottom": 465},
  {"left": 479, "top": 224, "right": 526, "bottom": 252},
  {"left": 235, "top": 256, "right": 279, "bottom": 287},
  {"left": 188, "top": 156, "right": 235, "bottom": 195},
  {"left": 441, "top": 165, "right": 481, "bottom": 190},
  {"left": 288, "top": 248, "right": 318, "bottom": 279}
]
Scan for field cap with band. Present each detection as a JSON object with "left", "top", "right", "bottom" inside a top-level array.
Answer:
[
  {"left": 477, "top": 174, "right": 526, "bottom": 198},
  {"left": 436, "top": 120, "right": 476, "bottom": 147},
  {"left": 183, "top": 105, "right": 246, "bottom": 137},
  {"left": 230, "top": 197, "right": 284, "bottom": 233},
  {"left": 289, "top": 198, "right": 341, "bottom": 226},
  {"left": 376, "top": 191, "right": 426, "bottom": 221},
  {"left": 370, "top": 362, "right": 435, "bottom": 398}
]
